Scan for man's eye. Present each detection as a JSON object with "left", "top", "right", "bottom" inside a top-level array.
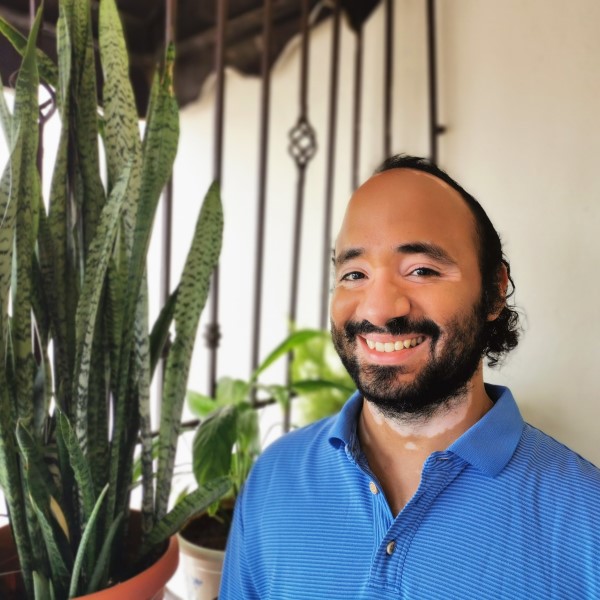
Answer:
[
  {"left": 410, "top": 267, "right": 439, "bottom": 277},
  {"left": 340, "top": 271, "right": 365, "bottom": 281}
]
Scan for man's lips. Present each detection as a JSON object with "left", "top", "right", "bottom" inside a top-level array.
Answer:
[{"left": 360, "top": 335, "right": 426, "bottom": 353}]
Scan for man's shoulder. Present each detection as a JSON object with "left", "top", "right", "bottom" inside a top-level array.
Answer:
[{"left": 517, "top": 422, "right": 600, "bottom": 491}]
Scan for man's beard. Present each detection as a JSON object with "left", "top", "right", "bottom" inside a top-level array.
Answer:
[{"left": 331, "top": 302, "right": 488, "bottom": 421}]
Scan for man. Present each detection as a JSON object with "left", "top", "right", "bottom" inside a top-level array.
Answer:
[{"left": 220, "top": 155, "right": 600, "bottom": 599}]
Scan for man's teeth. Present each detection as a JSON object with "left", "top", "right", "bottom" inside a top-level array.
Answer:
[{"left": 365, "top": 336, "right": 424, "bottom": 352}]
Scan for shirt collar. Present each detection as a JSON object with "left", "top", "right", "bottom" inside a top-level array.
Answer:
[
  {"left": 328, "top": 384, "right": 524, "bottom": 478},
  {"left": 448, "top": 384, "right": 524, "bottom": 477}
]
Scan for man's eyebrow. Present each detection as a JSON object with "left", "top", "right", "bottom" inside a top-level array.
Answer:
[
  {"left": 396, "top": 242, "right": 457, "bottom": 265},
  {"left": 333, "top": 247, "right": 364, "bottom": 267},
  {"left": 332, "top": 242, "right": 457, "bottom": 267}
]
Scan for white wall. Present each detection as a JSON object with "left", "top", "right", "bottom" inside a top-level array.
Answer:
[
  {"left": 169, "top": 0, "right": 600, "bottom": 464},
  {"left": 435, "top": 0, "right": 600, "bottom": 464}
]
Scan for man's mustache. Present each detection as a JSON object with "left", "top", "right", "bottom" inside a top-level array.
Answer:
[{"left": 342, "top": 317, "right": 441, "bottom": 341}]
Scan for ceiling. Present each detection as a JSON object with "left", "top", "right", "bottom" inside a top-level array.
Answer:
[{"left": 0, "top": 0, "right": 380, "bottom": 115}]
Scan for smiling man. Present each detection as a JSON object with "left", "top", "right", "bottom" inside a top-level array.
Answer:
[{"left": 220, "top": 155, "right": 600, "bottom": 599}]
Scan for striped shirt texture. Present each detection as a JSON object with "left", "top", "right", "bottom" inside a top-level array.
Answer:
[{"left": 220, "top": 385, "right": 600, "bottom": 599}]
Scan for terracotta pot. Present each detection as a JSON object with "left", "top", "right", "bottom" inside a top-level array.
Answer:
[
  {"left": 0, "top": 519, "right": 178, "bottom": 600},
  {"left": 73, "top": 535, "right": 179, "bottom": 600}
]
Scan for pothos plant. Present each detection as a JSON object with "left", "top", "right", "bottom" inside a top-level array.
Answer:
[
  {"left": 0, "top": 1, "right": 229, "bottom": 598},
  {"left": 187, "top": 329, "right": 355, "bottom": 527}
]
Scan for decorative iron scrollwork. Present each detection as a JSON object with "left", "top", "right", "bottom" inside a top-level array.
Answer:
[{"left": 288, "top": 116, "right": 317, "bottom": 168}]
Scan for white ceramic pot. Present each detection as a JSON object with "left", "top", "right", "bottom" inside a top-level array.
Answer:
[{"left": 177, "top": 533, "right": 225, "bottom": 600}]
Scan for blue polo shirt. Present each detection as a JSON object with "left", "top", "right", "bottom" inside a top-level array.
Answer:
[{"left": 220, "top": 385, "right": 600, "bottom": 599}]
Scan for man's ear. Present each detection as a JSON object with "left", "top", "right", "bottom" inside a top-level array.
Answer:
[{"left": 487, "top": 263, "right": 509, "bottom": 322}]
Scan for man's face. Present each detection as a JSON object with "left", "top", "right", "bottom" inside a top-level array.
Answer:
[{"left": 331, "top": 169, "right": 489, "bottom": 419}]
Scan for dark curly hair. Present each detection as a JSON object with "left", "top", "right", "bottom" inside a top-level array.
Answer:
[{"left": 375, "top": 154, "right": 520, "bottom": 367}]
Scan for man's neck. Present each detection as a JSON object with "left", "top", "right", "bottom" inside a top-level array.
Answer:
[{"left": 357, "top": 373, "right": 493, "bottom": 516}]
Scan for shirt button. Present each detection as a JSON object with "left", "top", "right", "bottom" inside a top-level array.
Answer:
[
  {"left": 386, "top": 541, "right": 396, "bottom": 555},
  {"left": 369, "top": 481, "right": 379, "bottom": 495}
]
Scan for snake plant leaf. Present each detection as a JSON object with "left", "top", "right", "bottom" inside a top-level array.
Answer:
[
  {"left": 124, "top": 43, "right": 178, "bottom": 356},
  {"left": 19, "top": 420, "right": 73, "bottom": 598},
  {"left": 0, "top": 375, "right": 34, "bottom": 597},
  {"left": 155, "top": 182, "right": 223, "bottom": 519},
  {"left": 0, "top": 16, "right": 59, "bottom": 87},
  {"left": 62, "top": 0, "right": 106, "bottom": 254},
  {"left": 192, "top": 405, "right": 238, "bottom": 487},
  {"left": 42, "top": 15, "right": 74, "bottom": 412},
  {"left": 109, "top": 51, "right": 180, "bottom": 516},
  {"left": 56, "top": 411, "right": 96, "bottom": 524},
  {"left": 85, "top": 511, "right": 124, "bottom": 595},
  {"left": 98, "top": 0, "right": 141, "bottom": 199},
  {"left": 0, "top": 146, "right": 19, "bottom": 348},
  {"left": 132, "top": 274, "right": 155, "bottom": 535},
  {"left": 11, "top": 5, "right": 42, "bottom": 425},
  {"left": 0, "top": 76, "right": 12, "bottom": 143},
  {"left": 149, "top": 286, "right": 178, "bottom": 376},
  {"left": 32, "top": 570, "right": 54, "bottom": 600},
  {"left": 69, "top": 483, "right": 109, "bottom": 599},
  {"left": 251, "top": 329, "right": 326, "bottom": 380},
  {"left": 138, "top": 476, "right": 231, "bottom": 561},
  {"left": 72, "top": 161, "right": 132, "bottom": 451},
  {"left": 28, "top": 491, "right": 72, "bottom": 599},
  {"left": 15, "top": 421, "right": 60, "bottom": 501}
]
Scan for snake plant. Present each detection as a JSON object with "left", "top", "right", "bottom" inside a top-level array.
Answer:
[{"left": 0, "top": 1, "right": 228, "bottom": 598}]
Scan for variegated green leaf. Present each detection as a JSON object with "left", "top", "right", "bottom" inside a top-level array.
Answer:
[
  {"left": 56, "top": 411, "right": 96, "bottom": 524},
  {"left": 11, "top": 5, "right": 42, "bottom": 425},
  {"left": 62, "top": 0, "right": 106, "bottom": 254},
  {"left": 124, "top": 44, "right": 178, "bottom": 360},
  {"left": 69, "top": 483, "right": 109, "bottom": 599},
  {"left": 32, "top": 571, "right": 53, "bottom": 600},
  {"left": 149, "top": 286, "right": 178, "bottom": 375},
  {"left": 0, "top": 374, "right": 34, "bottom": 598},
  {"left": 98, "top": 0, "right": 141, "bottom": 278},
  {"left": 133, "top": 276, "right": 155, "bottom": 535},
  {"left": 139, "top": 476, "right": 230, "bottom": 561},
  {"left": 0, "top": 16, "right": 58, "bottom": 87},
  {"left": 0, "top": 147, "right": 19, "bottom": 349},
  {"left": 29, "top": 492, "right": 71, "bottom": 599},
  {"left": 72, "top": 163, "right": 132, "bottom": 453},
  {"left": 15, "top": 421, "right": 60, "bottom": 500},
  {"left": 155, "top": 182, "right": 223, "bottom": 519},
  {"left": 0, "top": 75, "right": 12, "bottom": 145},
  {"left": 85, "top": 511, "right": 124, "bottom": 594}
]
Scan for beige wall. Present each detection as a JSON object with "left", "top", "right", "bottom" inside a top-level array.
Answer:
[{"left": 170, "top": 0, "right": 600, "bottom": 463}]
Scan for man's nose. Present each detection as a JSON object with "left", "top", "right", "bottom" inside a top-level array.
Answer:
[{"left": 354, "top": 275, "right": 410, "bottom": 327}]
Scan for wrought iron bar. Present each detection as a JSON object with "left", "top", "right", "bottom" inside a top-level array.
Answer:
[
  {"left": 250, "top": 0, "right": 274, "bottom": 379},
  {"left": 352, "top": 25, "right": 363, "bottom": 191},
  {"left": 286, "top": 0, "right": 317, "bottom": 431},
  {"left": 426, "top": 0, "right": 445, "bottom": 163},
  {"left": 206, "top": 0, "right": 229, "bottom": 396},
  {"left": 383, "top": 0, "right": 394, "bottom": 157},
  {"left": 320, "top": 0, "right": 341, "bottom": 329}
]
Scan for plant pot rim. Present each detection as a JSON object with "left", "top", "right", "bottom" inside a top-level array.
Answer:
[
  {"left": 177, "top": 531, "right": 226, "bottom": 561},
  {"left": 1, "top": 519, "right": 178, "bottom": 600},
  {"left": 73, "top": 535, "right": 178, "bottom": 599}
]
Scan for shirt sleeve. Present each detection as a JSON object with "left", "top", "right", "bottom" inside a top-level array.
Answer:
[{"left": 219, "top": 487, "right": 259, "bottom": 599}]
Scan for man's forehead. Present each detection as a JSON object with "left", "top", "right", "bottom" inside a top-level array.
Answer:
[{"left": 334, "top": 168, "right": 478, "bottom": 257}]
